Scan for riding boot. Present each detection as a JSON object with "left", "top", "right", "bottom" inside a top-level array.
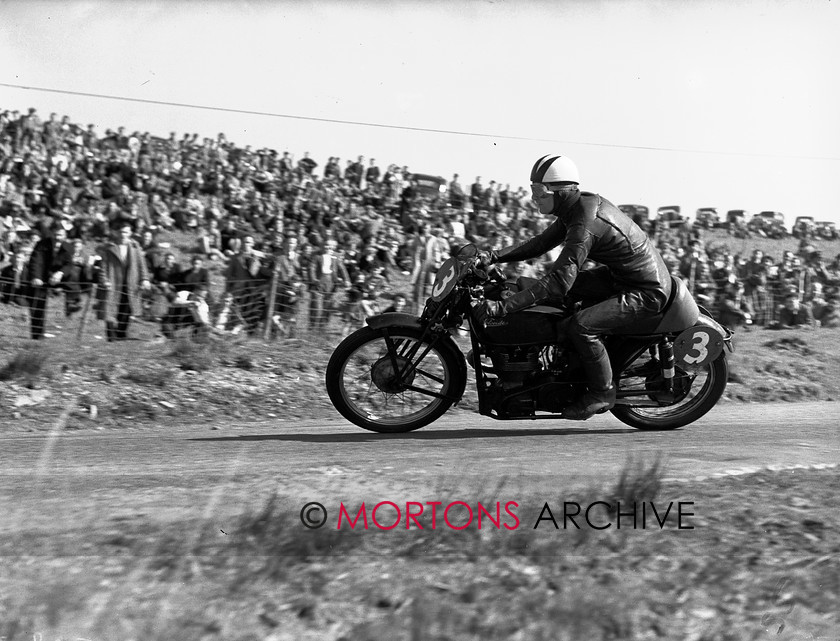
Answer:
[{"left": 563, "top": 331, "right": 616, "bottom": 420}]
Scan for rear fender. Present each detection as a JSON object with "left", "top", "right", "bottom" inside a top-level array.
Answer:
[
  {"left": 609, "top": 311, "right": 733, "bottom": 376},
  {"left": 651, "top": 277, "right": 700, "bottom": 334},
  {"left": 695, "top": 309, "right": 734, "bottom": 352}
]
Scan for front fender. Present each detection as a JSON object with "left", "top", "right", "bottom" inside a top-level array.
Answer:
[
  {"left": 365, "top": 312, "right": 468, "bottom": 400},
  {"left": 366, "top": 312, "right": 422, "bottom": 331}
]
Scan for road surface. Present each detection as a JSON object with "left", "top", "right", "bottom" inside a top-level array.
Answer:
[{"left": 0, "top": 402, "right": 836, "bottom": 539}]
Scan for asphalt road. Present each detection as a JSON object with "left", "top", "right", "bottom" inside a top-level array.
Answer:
[{"left": 1, "top": 402, "right": 837, "bottom": 539}]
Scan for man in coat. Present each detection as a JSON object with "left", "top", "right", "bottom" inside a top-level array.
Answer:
[
  {"left": 0, "top": 248, "right": 30, "bottom": 307},
  {"left": 308, "top": 238, "right": 348, "bottom": 332},
  {"left": 224, "top": 235, "right": 270, "bottom": 335},
  {"left": 95, "top": 221, "right": 151, "bottom": 341},
  {"left": 26, "top": 221, "right": 74, "bottom": 339}
]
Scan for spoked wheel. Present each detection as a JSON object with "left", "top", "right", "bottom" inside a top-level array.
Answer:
[
  {"left": 610, "top": 351, "right": 729, "bottom": 430},
  {"left": 325, "top": 326, "right": 465, "bottom": 433}
]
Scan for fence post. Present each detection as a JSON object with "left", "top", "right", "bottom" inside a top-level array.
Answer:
[
  {"left": 76, "top": 283, "right": 97, "bottom": 342},
  {"left": 263, "top": 255, "right": 280, "bottom": 341}
]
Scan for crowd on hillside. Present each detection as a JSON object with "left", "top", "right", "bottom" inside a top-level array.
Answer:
[{"left": 1, "top": 106, "right": 839, "bottom": 342}]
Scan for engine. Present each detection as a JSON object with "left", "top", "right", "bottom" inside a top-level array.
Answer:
[
  {"left": 488, "top": 346, "right": 542, "bottom": 389},
  {"left": 475, "top": 345, "right": 582, "bottom": 417}
]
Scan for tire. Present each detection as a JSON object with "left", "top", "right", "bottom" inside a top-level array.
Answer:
[
  {"left": 325, "top": 326, "right": 466, "bottom": 433},
  {"left": 610, "top": 352, "right": 729, "bottom": 431}
]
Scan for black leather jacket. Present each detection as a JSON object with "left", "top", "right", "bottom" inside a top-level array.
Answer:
[{"left": 496, "top": 191, "right": 672, "bottom": 306}]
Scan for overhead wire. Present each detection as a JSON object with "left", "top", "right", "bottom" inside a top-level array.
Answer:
[{"left": 1, "top": 81, "right": 838, "bottom": 162}]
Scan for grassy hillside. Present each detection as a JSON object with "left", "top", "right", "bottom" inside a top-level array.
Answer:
[{"left": 1, "top": 320, "right": 837, "bottom": 432}]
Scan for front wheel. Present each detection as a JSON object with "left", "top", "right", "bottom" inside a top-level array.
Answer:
[
  {"left": 610, "top": 352, "right": 729, "bottom": 430},
  {"left": 325, "top": 326, "right": 466, "bottom": 433}
]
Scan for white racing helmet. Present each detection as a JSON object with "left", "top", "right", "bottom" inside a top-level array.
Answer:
[{"left": 530, "top": 154, "right": 580, "bottom": 185}]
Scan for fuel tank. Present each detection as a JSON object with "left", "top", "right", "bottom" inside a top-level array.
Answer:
[{"left": 474, "top": 305, "right": 564, "bottom": 346}]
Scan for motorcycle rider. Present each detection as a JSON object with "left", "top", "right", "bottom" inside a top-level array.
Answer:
[{"left": 476, "top": 154, "right": 673, "bottom": 419}]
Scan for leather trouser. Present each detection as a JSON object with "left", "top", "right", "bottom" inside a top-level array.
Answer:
[{"left": 513, "top": 267, "right": 670, "bottom": 390}]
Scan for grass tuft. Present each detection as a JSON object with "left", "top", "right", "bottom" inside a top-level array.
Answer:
[
  {"left": 0, "top": 346, "right": 49, "bottom": 382},
  {"left": 168, "top": 338, "right": 215, "bottom": 371},
  {"left": 123, "top": 366, "right": 177, "bottom": 387},
  {"left": 228, "top": 493, "right": 364, "bottom": 581},
  {"left": 607, "top": 454, "right": 665, "bottom": 509}
]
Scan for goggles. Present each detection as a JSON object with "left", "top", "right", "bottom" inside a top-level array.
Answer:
[{"left": 530, "top": 183, "right": 557, "bottom": 201}]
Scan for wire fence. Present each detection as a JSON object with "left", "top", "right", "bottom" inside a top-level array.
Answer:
[
  {"left": 0, "top": 275, "right": 415, "bottom": 345},
  {"left": 0, "top": 270, "right": 814, "bottom": 347}
]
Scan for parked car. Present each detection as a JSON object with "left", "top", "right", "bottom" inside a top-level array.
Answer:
[
  {"left": 655, "top": 205, "right": 686, "bottom": 229},
  {"left": 815, "top": 221, "right": 838, "bottom": 240},
  {"left": 725, "top": 210, "right": 747, "bottom": 227},
  {"left": 747, "top": 211, "right": 787, "bottom": 238},
  {"left": 695, "top": 207, "right": 721, "bottom": 229},
  {"left": 792, "top": 216, "right": 816, "bottom": 239},
  {"left": 618, "top": 204, "right": 650, "bottom": 227},
  {"left": 723, "top": 210, "right": 749, "bottom": 237},
  {"left": 409, "top": 173, "right": 448, "bottom": 198}
]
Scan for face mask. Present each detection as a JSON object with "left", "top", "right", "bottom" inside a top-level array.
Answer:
[
  {"left": 549, "top": 186, "right": 580, "bottom": 215},
  {"left": 531, "top": 183, "right": 579, "bottom": 215}
]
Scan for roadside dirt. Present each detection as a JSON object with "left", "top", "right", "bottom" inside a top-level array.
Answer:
[{"left": 0, "top": 326, "right": 837, "bottom": 433}]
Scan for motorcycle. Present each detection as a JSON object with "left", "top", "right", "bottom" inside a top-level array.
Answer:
[{"left": 325, "top": 243, "right": 733, "bottom": 433}]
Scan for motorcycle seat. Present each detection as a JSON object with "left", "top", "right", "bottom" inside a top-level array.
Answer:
[
  {"left": 609, "top": 276, "right": 700, "bottom": 335},
  {"left": 518, "top": 276, "right": 700, "bottom": 335}
]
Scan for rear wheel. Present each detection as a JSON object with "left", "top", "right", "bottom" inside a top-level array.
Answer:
[
  {"left": 610, "top": 352, "right": 728, "bottom": 430},
  {"left": 325, "top": 326, "right": 465, "bottom": 433}
]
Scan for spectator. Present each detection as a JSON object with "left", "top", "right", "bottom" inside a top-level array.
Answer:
[
  {"left": 178, "top": 255, "right": 211, "bottom": 295},
  {"left": 270, "top": 236, "right": 305, "bottom": 338},
  {"left": 224, "top": 234, "right": 269, "bottom": 335},
  {"left": 382, "top": 292, "right": 408, "bottom": 314},
  {"left": 150, "top": 252, "right": 182, "bottom": 318},
  {"left": 323, "top": 156, "right": 341, "bottom": 180},
  {"left": 297, "top": 151, "right": 317, "bottom": 177},
  {"left": 7, "top": 101, "right": 836, "bottom": 342},
  {"left": 26, "top": 220, "right": 73, "bottom": 339},
  {"left": 198, "top": 218, "right": 227, "bottom": 261},
  {"left": 816, "top": 290, "right": 840, "bottom": 328},
  {"left": 409, "top": 223, "right": 448, "bottom": 313},
  {"left": 63, "top": 237, "right": 93, "bottom": 317},
  {"left": 94, "top": 221, "right": 151, "bottom": 341},
  {"left": 770, "top": 292, "right": 814, "bottom": 329},
  {"left": 307, "top": 237, "right": 348, "bottom": 332},
  {"left": 716, "top": 281, "right": 753, "bottom": 328},
  {"left": 448, "top": 173, "right": 465, "bottom": 209},
  {"left": 469, "top": 176, "right": 483, "bottom": 212},
  {"left": 220, "top": 217, "right": 243, "bottom": 256},
  {"left": 160, "top": 285, "right": 212, "bottom": 339},
  {"left": 365, "top": 158, "right": 381, "bottom": 185},
  {"left": 340, "top": 273, "right": 371, "bottom": 337},
  {"left": 808, "top": 282, "right": 829, "bottom": 325},
  {"left": 743, "top": 249, "right": 772, "bottom": 326},
  {"left": 0, "top": 248, "right": 29, "bottom": 306},
  {"left": 138, "top": 228, "right": 162, "bottom": 269},
  {"left": 349, "top": 155, "right": 365, "bottom": 188}
]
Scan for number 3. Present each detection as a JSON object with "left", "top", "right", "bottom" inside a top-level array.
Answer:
[
  {"left": 431, "top": 266, "right": 455, "bottom": 298},
  {"left": 683, "top": 330, "right": 710, "bottom": 365}
]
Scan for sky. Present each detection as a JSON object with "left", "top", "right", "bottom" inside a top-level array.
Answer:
[{"left": 1, "top": 0, "right": 839, "bottom": 227}]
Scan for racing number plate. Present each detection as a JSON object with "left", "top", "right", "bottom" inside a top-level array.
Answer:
[
  {"left": 673, "top": 326, "right": 724, "bottom": 368},
  {"left": 430, "top": 257, "right": 459, "bottom": 302}
]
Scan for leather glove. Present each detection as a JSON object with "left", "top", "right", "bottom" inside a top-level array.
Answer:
[
  {"left": 472, "top": 299, "right": 505, "bottom": 326},
  {"left": 476, "top": 250, "right": 498, "bottom": 271},
  {"left": 498, "top": 286, "right": 542, "bottom": 314}
]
